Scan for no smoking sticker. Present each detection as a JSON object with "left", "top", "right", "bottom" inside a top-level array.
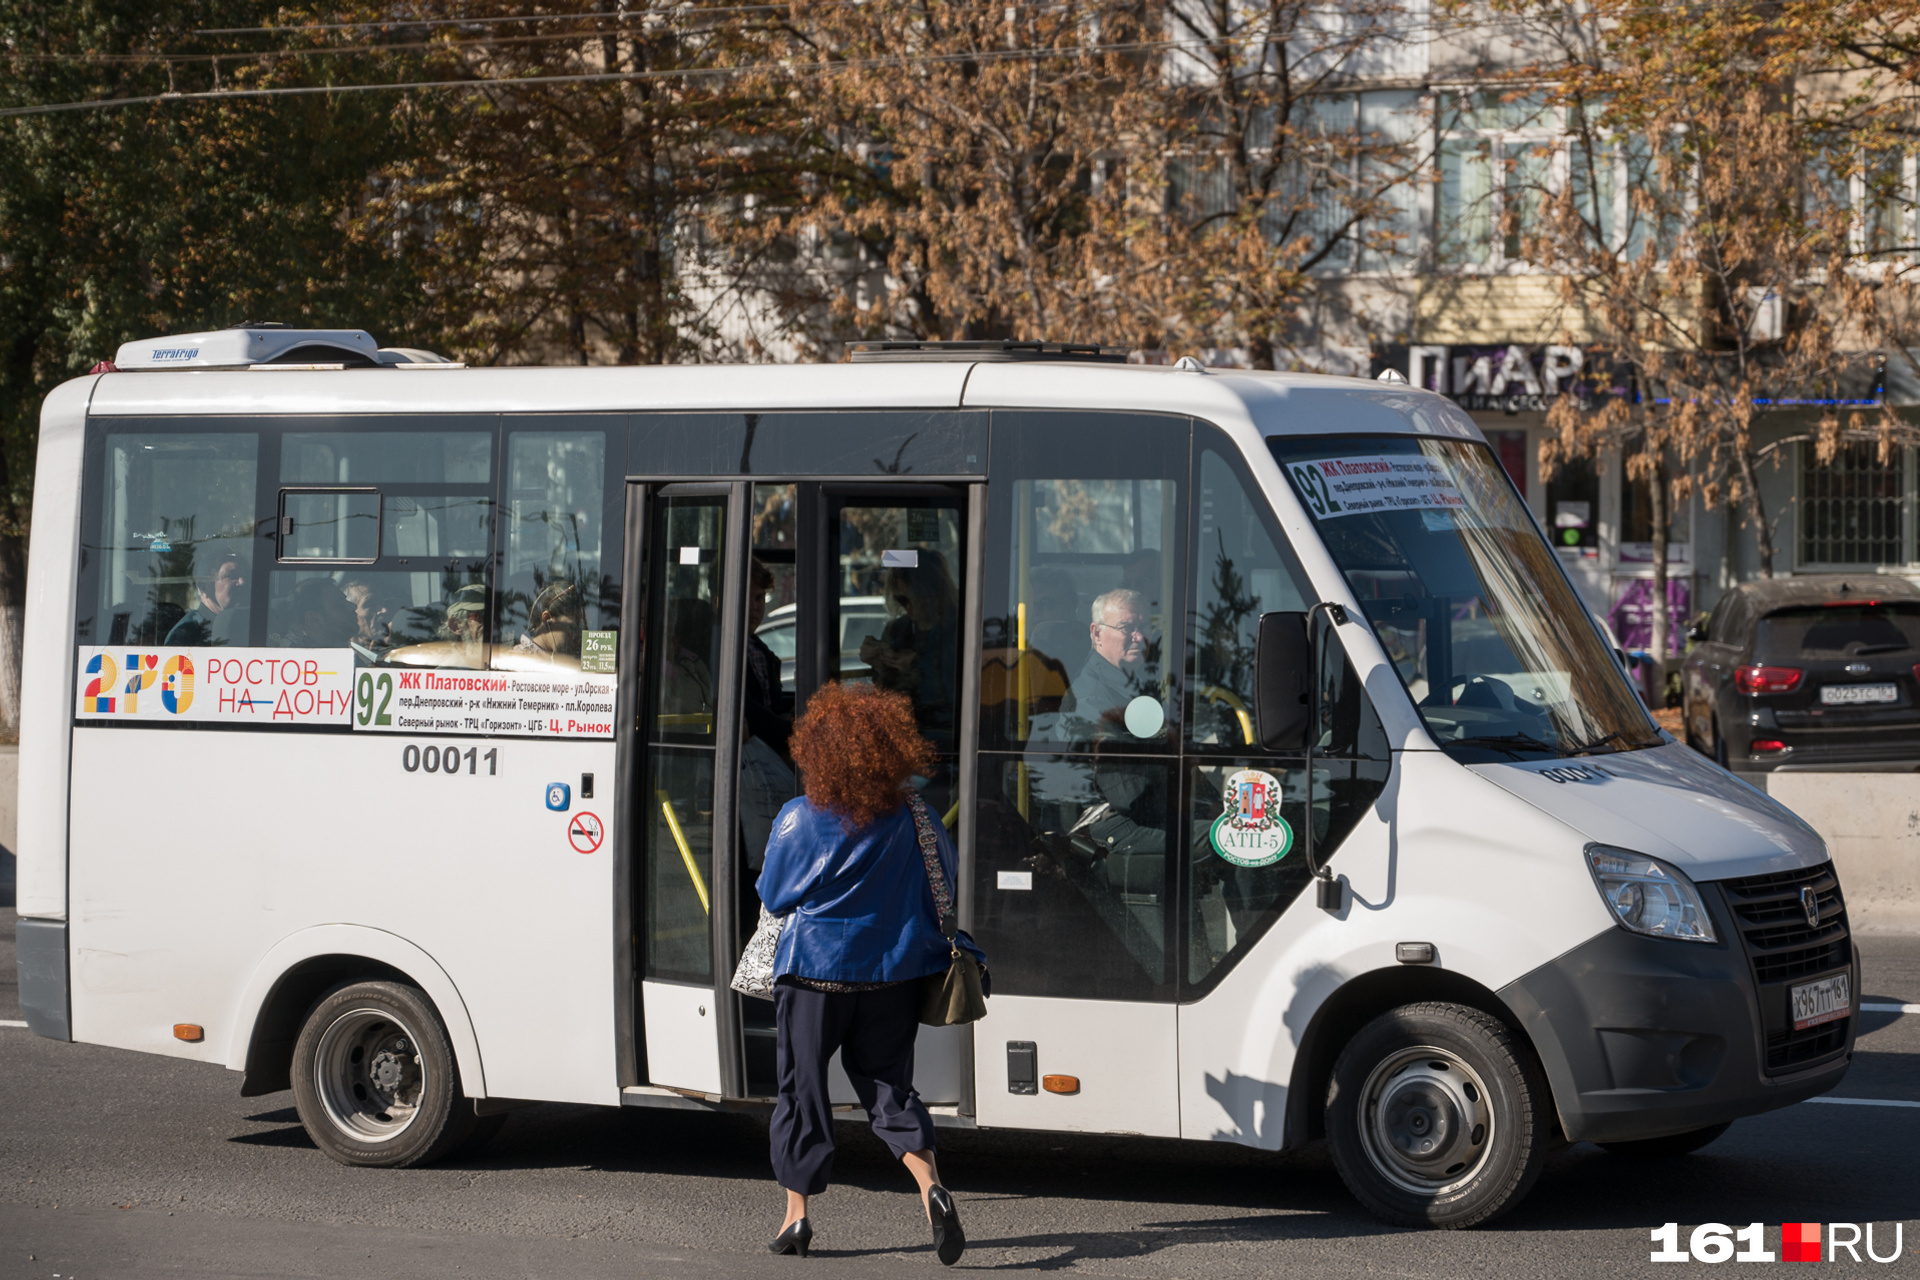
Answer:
[{"left": 568, "top": 811, "right": 604, "bottom": 854}]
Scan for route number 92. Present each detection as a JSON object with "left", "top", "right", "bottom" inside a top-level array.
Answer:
[
  {"left": 355, "top": 671, "right": 395, "bottom": 727},
  {"left": 1289, "top": 464, "right": 1342, "bottom": 518}
]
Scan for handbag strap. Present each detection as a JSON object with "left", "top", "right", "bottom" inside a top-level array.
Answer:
[{"left": 905, "top": 792, "right": 959, "bottom": 940}]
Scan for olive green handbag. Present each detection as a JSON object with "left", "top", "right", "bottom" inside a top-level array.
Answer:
[{"left": 905, "top": 793, "right": 988, "bottom": 1027}]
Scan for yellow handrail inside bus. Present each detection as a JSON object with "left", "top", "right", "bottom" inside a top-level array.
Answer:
[
  {"left": 1199, "top": 685, "right": 1257, "bottom": 747},
  {"left": 656, "top": 790, "right": 710, "bottom": 914},
  {"left": 942, "top": 801, "right": 959, "bottom": 830}
]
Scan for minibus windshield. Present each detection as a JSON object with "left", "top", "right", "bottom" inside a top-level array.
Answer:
[{"left": 1270, "top": 434, "right": 1659, "bottom": 762}]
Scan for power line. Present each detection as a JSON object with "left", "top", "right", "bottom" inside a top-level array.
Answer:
[
  {"left": 0, "top": 38, "right": 1168, "bottom": 117},
  {"left": 194, "top": 4, "right": 814, "bottom": 35},
  {"left": 0, "top": 9, "right": 1620, "bottom": 72},
  {"left": 2, "top": 5, "right": 1888, "bottom": 118},
  {"left": 9, "top": 26, "right": 786, "bottom": 66},
  {"left": 2, "top": 30, "right": 1426, "bottom": 117},
  {"left": 13, "top": 3, "right": 1851, "bottom": 69}
]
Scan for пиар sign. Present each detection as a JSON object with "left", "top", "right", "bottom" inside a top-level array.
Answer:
[{"left": 1372, "top": 343, "right": 1631, "bottom": 413}]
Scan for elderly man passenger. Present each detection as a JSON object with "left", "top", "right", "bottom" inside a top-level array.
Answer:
[{"left": 1061, "top": 587, "right": 1155, "bottom": 742}]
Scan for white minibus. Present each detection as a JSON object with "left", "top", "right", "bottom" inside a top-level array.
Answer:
[{"left": 14, "top": 328, "right": 1854, "bottom": 1227}]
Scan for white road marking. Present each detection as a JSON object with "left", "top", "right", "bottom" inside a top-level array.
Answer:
[
  {"left": 1861, "top": 1002, "right": 1919, "bottom": 1015},
  {"left": 1808, "top": 1097, "right": 1920, "bottom": 1110},
  {"left": 0, "top": 1019, "right": 26, "bottom": 1028}
]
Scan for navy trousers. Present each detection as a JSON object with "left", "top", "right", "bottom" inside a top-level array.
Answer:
[{"left": 770, "top": 980, "right": 936, "bottom": 1196}]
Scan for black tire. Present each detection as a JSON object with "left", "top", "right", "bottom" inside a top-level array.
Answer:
[
  {"left": 1598, "top": 1122, "right": 1732, "bottom": 1157},
  {"left": 1326, "top": 1002, "right": 1552, "bottom": 1229},
  {"left": 291, "top": 979, "right": 478, "bottom": 1168}
]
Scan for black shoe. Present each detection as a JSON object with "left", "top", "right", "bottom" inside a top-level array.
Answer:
[
  {"left": 769, "top": 1218, "right": 812, "bottom": 1257},
  {"left": 926, "top": 1185, "right": 964, "bottom": 1266}
]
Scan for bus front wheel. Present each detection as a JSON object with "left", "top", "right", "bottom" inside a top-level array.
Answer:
[
  {"left": 291, "top": 979, "right": 479, "bottom": 1168},
  {"left": 1326, "top": 1001, "right": 1551, "bottom": 1229}
]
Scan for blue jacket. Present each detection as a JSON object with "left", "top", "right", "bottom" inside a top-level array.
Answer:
[{"left": 756, "top": 794, "right": 986, "bottom": 985}]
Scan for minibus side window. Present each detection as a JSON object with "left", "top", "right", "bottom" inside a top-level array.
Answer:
[
  {"left": 495, "top": 428, "right": 616, "bottom": 669},
  {"left": 1187, "top": 444, "right": 1313, "bottom": 750},
  {"left": 973, "top": 412, "right": 1189, "bottom": 1002},
  {"left": 85, "top": 431, "right": 260, "bottom": 648},
  {"left": 271, "top": 429, "right": 494, "bottom": 666},
  {"left": 1181, "top": 439, "right": 1389, "bottom": 993},
  {"left": 980, "top": 413, "right": 1187, "bottom": 753}
]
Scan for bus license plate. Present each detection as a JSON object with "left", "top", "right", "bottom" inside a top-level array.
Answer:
[
  {"left": 1791, "top": 973, "right": 1852, "bottom": 1031},
  {"left": 1821, "top": 683, "right": 1898, "bottom": 705}
]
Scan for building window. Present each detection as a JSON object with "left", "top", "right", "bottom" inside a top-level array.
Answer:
[
  {"left": 1800, "top": 443, "right": 1908, "bottom": 567},
  {"left": 1437, "top": 91, "right": 1562, "bottom": 269},
  {"left": 1435, "top": 92, "right": 1674, "bottom": 270},
  {"left": 1168, "top": 89, "right": 1425, "bottom": 277}
]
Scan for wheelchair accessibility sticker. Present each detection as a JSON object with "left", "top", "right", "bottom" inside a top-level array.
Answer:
[{"left": 1209, "top": 769, "right": 1293, "bottom": 868}]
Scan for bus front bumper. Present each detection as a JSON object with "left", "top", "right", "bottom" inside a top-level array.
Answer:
[{"left": 1497, "top": 907, "right": 1853, "bottom": 1145}]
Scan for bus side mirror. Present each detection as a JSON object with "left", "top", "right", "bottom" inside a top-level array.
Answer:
[{"left": 1255, "top": 611, "right": 1312, "bottom": 752}]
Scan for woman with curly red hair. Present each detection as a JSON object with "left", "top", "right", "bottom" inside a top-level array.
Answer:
[{"left": 755, "top": 681, "right": 986, "bottom": 1265}]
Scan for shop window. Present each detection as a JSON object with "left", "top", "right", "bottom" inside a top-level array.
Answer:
[
  {"left": 1485, "top": 430, "right": 1528, "bottom": 496},
  {"left": 1545, "top": 455, "right": 1598, "bottom": 550}
]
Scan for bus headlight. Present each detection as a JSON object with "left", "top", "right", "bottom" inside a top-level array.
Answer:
[{"left": 1584, "top": 846, "right": 1717, "bottom": 943}]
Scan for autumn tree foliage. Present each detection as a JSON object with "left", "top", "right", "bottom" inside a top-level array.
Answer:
[
  {"left": 357, "top": 1, "right": 803, "bottom": 365},
  {"left": 728, "top": 0, "right": 1158, "bottom": 348},
  {"left": 719, "top": 0, "right": 1426, "bottom": 361},
  {"left": 0, "top": 0, "right": 434, "bottom": 732},
  {"left": 1477, "top": 0, "right": 1920, "bottom": 660},
  {"left": 1149, "top": 0, "right": 1428, "bottom": 367}
]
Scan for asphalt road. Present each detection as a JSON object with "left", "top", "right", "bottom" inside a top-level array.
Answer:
[{"left": 1, "top": 899, "right": 1916, "bottom": 1280}]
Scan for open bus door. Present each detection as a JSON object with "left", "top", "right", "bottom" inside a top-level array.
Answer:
[{"left": 622, "top": 478, "right": 979, "bottom": 1106}]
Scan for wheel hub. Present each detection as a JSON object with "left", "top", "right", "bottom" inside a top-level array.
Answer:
[
  {"left": 1358, "top": 1047, "right": 1493, "bottom": 1196},
  {"left": 368, "top": 1049, "right": 407, "bottom": 1093},
  {"left": 314, "top": 1009, "right": 426, "bottom": 1143}
]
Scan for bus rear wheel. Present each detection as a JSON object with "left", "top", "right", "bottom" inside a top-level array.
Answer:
[
  {"left": 291, "top": 980, "right": 478, "bottom": 1168},
  {"left": 1326, "top": 1002, "right": 1551, "bottom": 1229}
]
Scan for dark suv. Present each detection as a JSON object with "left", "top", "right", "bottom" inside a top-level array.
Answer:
[{"left": 1683, "top": 573, "right": 1920, "bottom": 771}]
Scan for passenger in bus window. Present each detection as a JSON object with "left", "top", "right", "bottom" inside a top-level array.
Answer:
[
  {"left": 740, "top": 560, "right": 797, "bottom": 877},
  {"left": 1057, "top": 588, "right": 1159, "bottom": 742},
  {"left": 441, "top": 584, "right": 490, "bottom": 668},
  {"left": 282, "top": 578, "right": 359, "bottom": 649},
  {"left": 342, "top": 579, "right": 394, "bottom": 657},
  {"left": 743, "top": 561, "right": 794, "bottom": 754},
  {"left": 164, "top": 550, "right": 248, "bottom": 647},
  {"left": 661, "top": 597, "right": 717, "bottom": 715},
  {"left": 858, "top": 552, "right": 960, "bottom": 739},
  {"left": 512, "top": 580, "right": 584, "bottom": 660}
]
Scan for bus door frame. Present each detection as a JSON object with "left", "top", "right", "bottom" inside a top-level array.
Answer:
[
  {"left": 800, "top": 479, "right": 987, "bottom": 1116},
  {"left": 617, "top": 474, "right": 987, "bottom": 1114},
  {"left": 614, "top": 479, "right": 751, "bottom": 1096}
]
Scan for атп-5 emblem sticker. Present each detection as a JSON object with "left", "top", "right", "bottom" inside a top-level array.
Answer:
[{"left": 1209, "top": 769, "right": 1294, "bottom": 868}]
